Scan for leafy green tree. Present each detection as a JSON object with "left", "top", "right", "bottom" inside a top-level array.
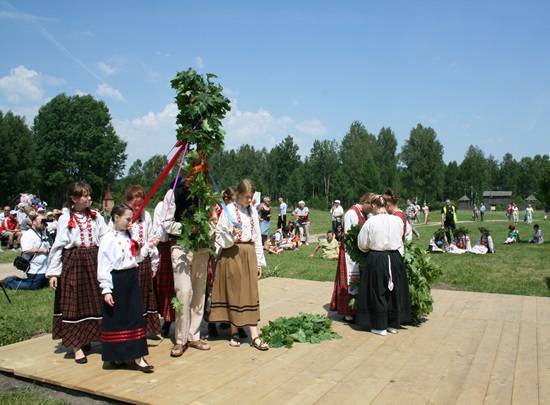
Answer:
[
  {"left": 516, "top": 155, "right": 549, "bottom": 199},
  {"left": 459, "top": 145, "right": 488, "bottom": 203},
  {"left": 399, "top": 124, "right": 445, "bottom": 203},
  {"left": 442, "top": 161, "right": 461, "bottom": 202},
  {"left": 497, "top": 153, "right": 521, "bottom": 193},
  {"left": 375, "top": 127, "right": 399, "bottom": 189},
  {"left": 286, "top": 165, "right": 306, "bottom": 208},
  {"left": 0, "top": 111, "right": 38, "bottom": 205},
  {"left": 339, "top": 121, "right": 381, "bottom": 203},
  {"left": 267, "top": 135, "right": 301, "bottom": 199},
  {"left": 485, "top": 155, "right": 500, "bottom": 192},
  {"left": 308, "top": 139, "right": 340, "bottom": 209},
  {"left": 33, "top": 94, "right": 127, "bottom": 208},
  {"left": 537, "top": 160, "right": 550, "bottom": 206}
]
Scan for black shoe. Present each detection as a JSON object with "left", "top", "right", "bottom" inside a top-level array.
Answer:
[
  {"left": 238, "top": 327, "right": 248, "bottom": 339},
  {"left": 219, "top": 322, "right": 230, "bottom": 329},
  {"left": 134, "top": 361, "right": 154, "bottom": 373},
  {"left": 208, "top": 323, "right": 219, "bottom": 337},
  {"left": 75, "top": 356, "right": 87, "bottom": 364},
  {"left": 161, "top": 321, "right": 172, "bottom": 337}
]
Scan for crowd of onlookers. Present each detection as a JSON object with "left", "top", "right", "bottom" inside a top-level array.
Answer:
[{"left": 0, "top": 193, "right": 62, "bottom": 253}]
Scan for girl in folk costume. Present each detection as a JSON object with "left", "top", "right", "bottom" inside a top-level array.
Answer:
[
  {"left": 330, "top": 193, "right": 374, "bottom": 322},
  {"left": 47, "top": 181, "right": 109, "bottom": 363},
  {"left": 210, "top": 179, "right": 269, "bottom": 351},
  {"left": 98, "top": 203, "right": 154, "bottom": 373},
  {"left": 384, "top": 188, "right": 412, "bottom": 241},
  {"left": 446, "top": 226, "right": 472, "bottom": 254},
  {"left": 123, "top": 185, "right": 161, "bottom": 336},
  {"left": 356, "top": 194, "right": 411, "bottom": 336},
  {"left": 470, "top": 227, "right": 495, "bottom": 254}
]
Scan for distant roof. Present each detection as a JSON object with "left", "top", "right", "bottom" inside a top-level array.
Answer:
[
  {"left": 459, "top": 195, "right": 470, "bottom": 201},
  {"left": 483, "top": 191, "right": 513, "bottom": 197},
  {"left": 526, "top": 194, "right": 538, "bottom": 201}
]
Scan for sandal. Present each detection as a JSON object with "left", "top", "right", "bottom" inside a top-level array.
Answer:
[
  {"left": 188, "top": 340, "right": 211, "bottom": 351},
  {"left": 229, "top": 333, "right": 241, "bottom": 347},
  {"left": 170, "top": 343, "right": 188, "bottom": 357},
  {"left": 250, "top": 336, "right": 269, "bottom": 351}
]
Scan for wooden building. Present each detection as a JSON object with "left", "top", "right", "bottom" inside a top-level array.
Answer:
[
  {"left": 482, "top": 191, "right": 512, "bottom": 208},
  {"left": 458, "top": 194, "right": 471, "bottom": 210}
]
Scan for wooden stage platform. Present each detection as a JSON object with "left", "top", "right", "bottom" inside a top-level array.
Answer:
[{"left": 1, "top": 277, "right": 549, "bottom": 404}]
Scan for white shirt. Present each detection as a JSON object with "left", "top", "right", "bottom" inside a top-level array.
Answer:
[
  {"left": 358, "top": 214, "right": 404, "bottom": 256},
  {"left": 21, "top": 229, "right": 50, "bottom": 275},
  {"left": 46, "top": 208, "right": 109, "bottom": 277},
  {"left": 97, "top": 230, "right": 142, "bottom": 294},
  {"left": 331, "top": 205, "right": 344, "bottom": 221},
  {"left": 279, "top": 202, "right": 287, "bottom": 217},
  {"left": 215, "top": 202, "right": 266, "bottom": 267}
]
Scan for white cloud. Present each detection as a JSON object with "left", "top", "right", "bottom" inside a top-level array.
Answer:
[
  {"left": 115, "top": 98, "right": 327, "bottom": 166},
  {"left": 0, "top": 65, "right": 65, "bottom": 104},
  {"left": 294, "top": 119, "right": 327, "bottom": 136},
  {"left": 96, "top": 83, "right": 124, "bottom": 101},
  {"left": 95, "top": 61, "right": 117, "bottom": 77},
  {"left": 113, "top": 103, "right": 179, "bottom": 164},
  {"left": 194, "top": 56, "right": 204, "bottom": 69}
]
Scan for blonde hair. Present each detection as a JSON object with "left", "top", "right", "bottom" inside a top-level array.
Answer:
[{"left": 370, "top": 194, "right": 386, "bottom": 207}]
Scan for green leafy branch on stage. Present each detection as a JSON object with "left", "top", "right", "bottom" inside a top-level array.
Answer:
[
  {"left": 344, "top": 224, "right": 442, "bottom": 325},
  {"left": 260, "top": 313, "right": 342, "bottom": 348},
  {"left": 171, "top": 68, "right": 230, "bottom": 251}
]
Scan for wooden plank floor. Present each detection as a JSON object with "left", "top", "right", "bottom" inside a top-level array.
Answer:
[{"left": 1, "top": 277, "right": 549, "bottom": 404}]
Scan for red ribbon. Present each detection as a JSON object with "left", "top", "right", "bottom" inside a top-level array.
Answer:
[{"left": 132, "top": 141, "right": 187, "bottom": 223}]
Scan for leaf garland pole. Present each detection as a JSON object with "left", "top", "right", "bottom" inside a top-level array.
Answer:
[
  {"left": 170, "top": 68, "right": 231, "bottom": 251},
  {"left": 344, "top": 224, "right": 442, "bottom": 325}
]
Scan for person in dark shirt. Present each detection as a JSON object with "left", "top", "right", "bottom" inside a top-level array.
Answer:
[{"left": 441, "top": 199, "right": 457, "bottom": 241}]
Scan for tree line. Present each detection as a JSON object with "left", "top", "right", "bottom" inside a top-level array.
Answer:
[{"left": 1, "top": 93, "right": 549, "bottom": 211}]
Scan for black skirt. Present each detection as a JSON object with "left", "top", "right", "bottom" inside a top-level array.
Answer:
[
  {"left": 101, "top": 268, "right": 148, "bottom": 362},
  {"left": 356, "top": 250, "right": 411, "bottom": 330}
]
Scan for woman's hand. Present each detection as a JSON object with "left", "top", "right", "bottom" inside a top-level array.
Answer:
[
  {"left": 49, "top": 276, "right": 57, "bottom": 291},
  {"left": 104, "top": 293, "right": 115, "bottom": 307},
  {"left": 257, "top": 267, "right": 262, "bottom": 279}
]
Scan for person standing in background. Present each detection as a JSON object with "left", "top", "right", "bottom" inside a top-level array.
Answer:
[{"left": 277, "top": 197, "right": 287, "bottom": 229}]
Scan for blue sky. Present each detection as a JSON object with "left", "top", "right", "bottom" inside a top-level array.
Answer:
[{"left": 1, "top": 1, "right": 549, "bottom": 169}]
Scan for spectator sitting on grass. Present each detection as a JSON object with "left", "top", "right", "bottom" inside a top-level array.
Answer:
[
  {"left": 425, "top": 228, "right": 449, "bottom": 254},
  {"left": 447, "top": 226, "right": 471, "bottom": 254},
  {"left": 528, "top": 224, "right": 544, "bottom": 244},
  {"left": 264, "top": 233, "right": 284, "bottom": 254},
  {"left": 470, "top": 227, "right": 495, "bottom": 254},
  {"left": 309, "top": 230, "right": 339, "bottom": 260},
  {"left": 503, "top": 224, "right": 520, "bottom": 244}
]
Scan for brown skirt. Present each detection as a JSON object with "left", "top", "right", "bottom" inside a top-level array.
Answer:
[{"left": 209, "top": 243, "right": 260, "bottom": 327}]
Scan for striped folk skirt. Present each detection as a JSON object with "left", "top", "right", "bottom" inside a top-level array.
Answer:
[
  {"left": 209, "top": 242, "right": 260, "bottom": 327},
  {"left": 137, "top": 256, "right": 161, "bottom": 335},
  {"left": 329, "top": 243, "right": 356, "bottom": 317},
  {"left": 52, "top": 246, "right": 103, "bottom": 348},
  {"left": 101, "top": 268, "right": 148, "bottom": 362},
  {"left": 153, "top": 240, "right": 177, "bottom": 322}
]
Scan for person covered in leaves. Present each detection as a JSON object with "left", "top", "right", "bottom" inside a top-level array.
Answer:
[
  {"left": 446, "top": 226, "right": 471, "bottom": 254},
  {"left": 470, "top": 227, "right": 495, "bottom": 254},
  {"left": 329, "top": 193, "right": 374, "bottom": 323},
  {"left": 356, "top": 194, "right": 411, "bottom": 336},
  {"left": 210, "top": 179, "right": 269, "bottom": 351},
  {"left": 160, "top": 164, "right": 214, "bottom": 358}
]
